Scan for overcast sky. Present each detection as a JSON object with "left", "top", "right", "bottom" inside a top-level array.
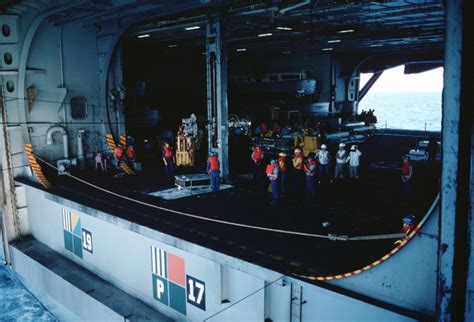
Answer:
[{"left": 360, "top": 66, "right": 444, "bottom": 92}]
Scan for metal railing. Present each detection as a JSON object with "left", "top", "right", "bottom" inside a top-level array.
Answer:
[{"left": 380, "top": 120, "right": 441, "bottom": 133}]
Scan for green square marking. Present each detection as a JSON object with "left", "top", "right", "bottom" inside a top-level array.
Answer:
[
  {"left": 72, "top": 235, "right": 83, "bottom": 258},
  {"left": 64, "top": 230, "right": 73, "bottom": 253},
  {"left": 169, "top": 281, "right": 186, "bottom": 315},
  {"left": 152, "top": 274, "right": 169, "bottom": 306}
]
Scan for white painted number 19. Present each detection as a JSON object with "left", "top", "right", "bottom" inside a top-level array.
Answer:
[{"left": 82, "top": 229, "right": 93, "bottom": 253}]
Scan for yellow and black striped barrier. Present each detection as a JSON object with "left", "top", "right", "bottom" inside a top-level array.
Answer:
[
  {"left": 105, "top": 133, "right": 117, "bottom": 151},
  {"left": 24, "top": 144, "right": 52, "bottom": 189}
]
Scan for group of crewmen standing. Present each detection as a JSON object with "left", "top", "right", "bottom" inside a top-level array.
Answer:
[
  {"left": 99, "top": 144, "right": 136, "bottom": 172},
  {"left": 114, "top": 139, "right": 363, "bottom": 201},
  {"left": 252, "top": 143, "right": 363, "bottom": 204}
]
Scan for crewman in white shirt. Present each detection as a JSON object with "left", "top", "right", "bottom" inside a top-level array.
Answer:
[
  {"left": 348, "top": 145, "right": 362, "bottom": 179},
  {"left": 315, "top": 144, "right": 331, "bottom": 183},
  {"left": 335, "top": 143, "right": 348, "bottom": 179}
]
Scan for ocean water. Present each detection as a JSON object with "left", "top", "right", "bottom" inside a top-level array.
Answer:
[
  {"left": 358, "top": 91, "right": 442, "bottom": 132},
  {"left": 0, "top": 265, "right": 56, "bottom": 321}
]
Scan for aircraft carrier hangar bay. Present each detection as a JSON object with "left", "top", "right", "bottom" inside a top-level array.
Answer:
[{"left": 0, "top": 1, "right": 472, "bottom": 321}]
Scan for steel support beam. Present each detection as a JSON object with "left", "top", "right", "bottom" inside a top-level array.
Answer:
[
  {"left": 206, "top": 18, "right": 228, "bottom": 179},
  {"left": 358, "top": 71, "right": 383, "bottom": 101},
  {"left": 462, "top": 0, "right": 474, "bottom": 319},
  {"left": 437, "top": 0, "right": 472, "bottom": 320},
  {"left": 466, "top": 121, "right": 474, "bottom": 321}
]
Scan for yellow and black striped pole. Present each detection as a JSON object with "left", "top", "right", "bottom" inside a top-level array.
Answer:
[{"left": 24, "top": 144, "right": 52, "bottom": 189}]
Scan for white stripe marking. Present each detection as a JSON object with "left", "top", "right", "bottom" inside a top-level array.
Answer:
[
  {"left": 151, "top": 246, "right": 156, "bottom": 274},
  {"left": 160, "top": 249, "right": 165, "bottom": 277},
  {"left": 62, "top": 209, "right": 66, "bottom": 230}
]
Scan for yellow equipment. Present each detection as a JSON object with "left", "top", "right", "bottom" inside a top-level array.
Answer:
[
  {"left": 292, "top": 135, "right": 320, "bottom": 156},
  {"left": 176, "top": 136, "right": 195, "bottom": 166}
]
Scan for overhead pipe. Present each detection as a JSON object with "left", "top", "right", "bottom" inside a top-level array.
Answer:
[
  {"left": 46, "top": 125, "right": 69, "bottom": 159},
  {"left": 58, "top": 25, "right": 64, "bottom": 88},
  {"left": 234, "top": 7, "right": 276, "bottom": 16},
  {"left": 278, "top": 0, "right": 311, "bottom": 15}
]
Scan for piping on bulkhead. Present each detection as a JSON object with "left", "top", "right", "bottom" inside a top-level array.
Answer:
[{"left": 46, "top": 125, "right": 69, "bottom": 159}]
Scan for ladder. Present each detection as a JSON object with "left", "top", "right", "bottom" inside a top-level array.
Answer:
[{"left": 289, "top": 284, "right": 306, "bottom": 322}]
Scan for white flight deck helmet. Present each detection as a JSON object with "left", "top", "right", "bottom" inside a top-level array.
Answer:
[
  {"left": 321, "top": 144, "right": 327, "bottom": 150},
  {"left": 339, "top": 143, "right": 346, "bottom": 148},
  {"left": 351, "top": 145, "right": 357, "bottom": 151}
]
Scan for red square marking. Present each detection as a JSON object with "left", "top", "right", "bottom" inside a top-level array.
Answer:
[{"left": 167, "top": 253, "right": 185, "bottom": 287}]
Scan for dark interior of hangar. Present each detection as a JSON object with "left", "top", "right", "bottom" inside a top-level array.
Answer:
[
  {"left": 119, "top": 0, "right": 444, "bottom": 136},
  {"left": 114, "top": 0, "right": 444, "bottom": 234},
  {"left": 121, "top": 41, "right": 206, "bottom": 143},
  {"left": 115, "top": 0, "right": 445, "bottom": 177}
]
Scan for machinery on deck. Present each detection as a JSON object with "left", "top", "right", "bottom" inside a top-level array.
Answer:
[{"left": 176, "top": 114, "right": 198, "bottom": 166}]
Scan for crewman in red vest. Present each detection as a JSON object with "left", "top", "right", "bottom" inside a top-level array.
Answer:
[
  {"left": 114, "top": 145, "right": 124, "bottom": 169},
  {"left": 266, "top": 159, "right": 279, "bottom": 204},
  {"left": 207, "top": 152, "right": 220, "bottom": 193},
  {"left": 401, "top": 214, "right": 416, "bottom": 234},
  {"left": 278, "top": 152, "right": 287, "bottom": 195},
  {"left": 251, "top": 145, "right": 264, "bottom": 181},
  {"left": 401, "top": 155, "right": 413, "bottom": 206},
  {"left": 304, "top": 155, "right": 317, "bottom": 199},
  {"left": 162, "top": 142, "right": 175, "bottom": 182},
  {"left": 395, "top": 214, "right": 416, "bottom": 245},
  {"left": 126, "top": 145, "right": 136, "bottom": 163},
  {"left": 292, "top": 148, "right": 304, "bottom": 196}
]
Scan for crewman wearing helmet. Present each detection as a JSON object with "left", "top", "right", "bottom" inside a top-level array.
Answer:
[
  {"left": 207, "top": 151, "right": 220, "bottom": 193},
  {"left": 292, "top": 148, "right": 305, "bottom": 196},
  {"left": 303, "top": 155, "right": 317, "bottom": 199},
  {"left": 162, "top": 142, "right": 175, "bottom": 183},
  {"left": 114, "top": 144, "right": 124, "bottom": 169},
  {"left": 335, "top": 143, "right": 348, "bottom": 179},
  {"left": 315, "top": 144, "right": 331, "bottom": 183},
  {"left": 401, "top": 154, "right": 414, "bottom": 206},
  {"left": 251, "top": 145, "right": 264, "bottom": 181},
  {"left": 126, "top": 145, "right": 136, "bottom": 163},
  {"left": 348, "top": 145, "right": 362, "bottom": 180},
  {"left": 278, "top": 152, "right": 287, "bottom": 195},
  {"left": 266, "top": 159, "right": 280, "bottom": 204}
]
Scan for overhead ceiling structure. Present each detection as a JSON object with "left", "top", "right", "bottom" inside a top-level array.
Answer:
[
  {"left": 124, "top": 0, "right": 445, "bottom": 56},
  {"left": 1, "top": 1, "right": 444, "bottom": 56}
]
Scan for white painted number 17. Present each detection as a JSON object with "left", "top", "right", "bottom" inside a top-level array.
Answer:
[{"left": 188, "top": 279, "right": 204, "bottom": 304}]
